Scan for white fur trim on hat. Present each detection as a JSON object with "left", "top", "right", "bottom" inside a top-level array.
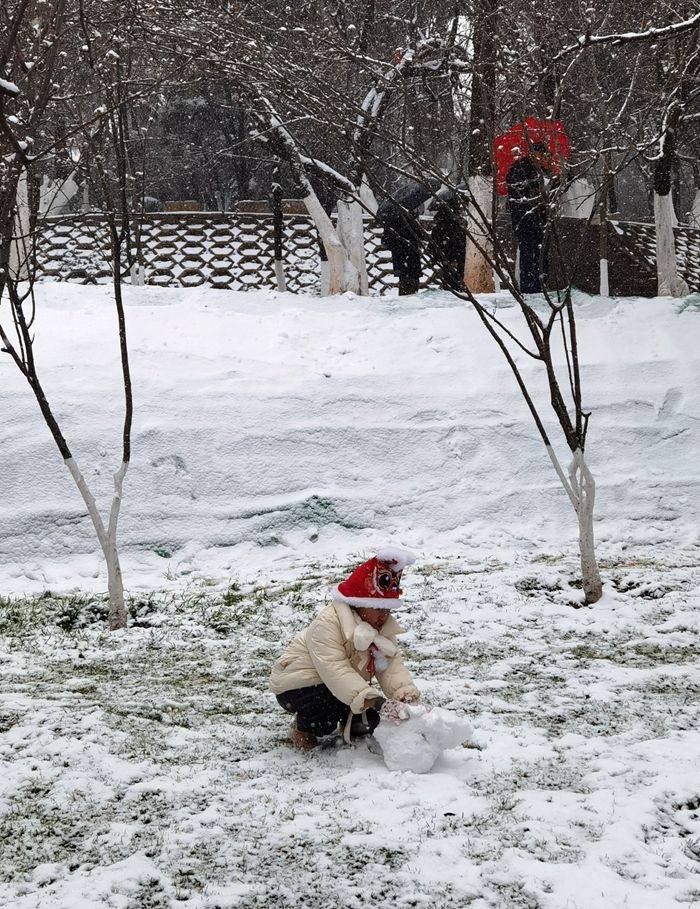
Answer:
[
  {"left": 331, "top": 584, "right": 404, "bottom": 609},
  {"left": 376, "top": 546, "right": 416, "bottom": 571}
]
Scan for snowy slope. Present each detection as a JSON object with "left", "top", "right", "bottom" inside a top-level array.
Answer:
[{"left": 0, "top": 283, "right": 697, "bottom": 594}]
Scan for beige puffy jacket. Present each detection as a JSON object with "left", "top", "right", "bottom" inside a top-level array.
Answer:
[{"left": 269, "top": 600, "right": 419, "bottom": 714}]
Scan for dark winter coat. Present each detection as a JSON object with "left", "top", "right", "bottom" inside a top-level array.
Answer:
[
  {"left": 506, "top": 157, "right": 551, "bottom": 293},
  {"left": 429, "top": 200, "right": 466, "bottom": 266},
  {"left": 505, "top": 157, "right": 547, "bottom": 233},
  {"left": 376, "top": 200, "right": 423, "bottom": 278}
]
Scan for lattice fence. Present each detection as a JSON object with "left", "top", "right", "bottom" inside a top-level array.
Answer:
[
  {"left": 610, "top": 220, "right": 700, "bottom": 291},
  {"left": 32, "top": 211, "right": 700, "bottom": 295},
  {"left": 34, "top": 212, "right": 440, "bottom": 294}
]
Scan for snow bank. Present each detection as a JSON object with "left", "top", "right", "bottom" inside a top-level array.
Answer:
[{"left": 0, "top": 284, "right": 697, "bottom": 593}]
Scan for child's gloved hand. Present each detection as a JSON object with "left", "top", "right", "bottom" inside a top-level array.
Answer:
[{"left": 379, "top": 698, "right": 411, "bottom": 725}]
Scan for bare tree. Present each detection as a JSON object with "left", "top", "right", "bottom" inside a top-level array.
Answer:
[
  {"left": 389, "top": 158, "right": 605, "bottom": 602},
  {"left": 207, "top": 0, "right": 608, "bottom": 599},
  {"left": 0, "top": 0, "right": 148, "bottom": 628}
]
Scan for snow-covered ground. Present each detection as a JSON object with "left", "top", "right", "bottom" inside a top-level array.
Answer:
[{"left": 1, "top": 284, "right": 699, "bottom": 907}]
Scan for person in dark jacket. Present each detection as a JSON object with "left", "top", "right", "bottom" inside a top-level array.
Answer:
[
  {"left": 506, "top": 142, "right": 552, "bottom": 294},
  {"left": 377, "top": 199, "right": 424, "bottom": 295},
  {"left": 429, "top": 193, "right": 466, "bottom": 290}
]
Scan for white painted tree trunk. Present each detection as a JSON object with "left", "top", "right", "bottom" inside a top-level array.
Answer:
[
  {"left": 336, "top": 198, "right": 369, "bottom": 295},
  {"left": 8, "top": 169, "right": 30, "bottom": 281},
  {"left": 599, "top": 258, "right": 609, "bottom": 297},
  {"left": 545, "top": 445, "right": 603, "bottom": 604},
  {"left": 65, "top": 457, "right": 129, "bottom": 629},
  {"left": 559, "top": 178, "right": 595, "bottom": 220},
  {"left": 302, "top": 192, "right": 358, "bottom": 295},
  {"left": 464, "top": 175, "right": 495, "bottom": 293},
  {"left": 359, "top": 175, "right": 379, "bottom": 217},
  {"left": 39, "top": 170, "right": 79, "bottom": 216},
  {"left": 319, "top": 261, "right": 331, "bottom": 296},
  {"left": 568, "top": 449, "right": 603, "bottom": 604},
  {"left": 106, "top": 462, "right": 128, "bottom": 629},
  {"left": 654, "top": 192, "right": 689, "bottom": 297}
]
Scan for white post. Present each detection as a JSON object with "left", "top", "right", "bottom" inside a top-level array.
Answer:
[
  {"left": 274, "top": 260, "right": 287, "bottom": 292},
  {"left": 464, "top": 175, "right": 495, "bottom": 293},
  {"left": 130, "top": 262, "right": 146, "bottom": 286}
]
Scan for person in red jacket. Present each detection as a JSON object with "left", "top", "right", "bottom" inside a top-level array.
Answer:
[{"left": 506, "top": 142, "right": 553, "bottom": 294}]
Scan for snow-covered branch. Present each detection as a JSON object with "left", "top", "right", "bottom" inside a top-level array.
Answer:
[
  {"left": 0, "top": 78, "right": 20, "bottom": 96},
  {"left": 298, "top": 155, "right": 356, "bottom": 194},
  {"left": 552, "top": 11, "right": 700, "bottom": 64}
]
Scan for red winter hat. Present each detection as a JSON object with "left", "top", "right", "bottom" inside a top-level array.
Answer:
[{"left": 333, "top": 547, "right": 416, "bottom": 609}]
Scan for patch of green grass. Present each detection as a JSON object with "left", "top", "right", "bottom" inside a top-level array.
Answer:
[
  {"left": 0, "top": 576, "right": 325, "bottom": 640},
  {"left": 0, "top": 591, "right": 109, "bottom": 636},
  {"left": 569, "top": 639, "right": 698, "bottom": 668}
]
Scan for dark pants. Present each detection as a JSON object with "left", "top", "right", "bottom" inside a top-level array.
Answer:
[
  {"left": 390, "top": 246, "right": 421, "bottom": 296},
  {"left": 515, "top": 215, "right": 548, "bottom": 294},
  {"left": 440, "top": 260, "right": 464, "bottom": 291},
  {"left": 398, "top": 273, "right": 420, "bottom": 296},
  {"left": 277, "top": 684, "right": 381, "bottom": 737}
]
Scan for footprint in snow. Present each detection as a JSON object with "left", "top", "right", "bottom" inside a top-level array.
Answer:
[{"left": 658, "top": 387, "right": 684, "bottom": 421}]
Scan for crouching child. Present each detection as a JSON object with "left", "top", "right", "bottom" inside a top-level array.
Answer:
[{"left": 269, "top": 548, "right": 420, "bottom": 750}]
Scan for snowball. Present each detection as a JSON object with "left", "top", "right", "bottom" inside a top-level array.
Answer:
[
  {"left": 376, "top": 546, "right": 416, "bottom": 571},
  {"left": 373, "top": 703, "right": 474, "bottom": 773}
]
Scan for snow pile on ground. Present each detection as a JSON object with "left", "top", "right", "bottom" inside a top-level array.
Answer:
[
  {"left": 374, "top": 701, "right": 475, "bottom": 773},
  {"left": 0, "top": 283, "right": 697, "bottom": 594}
]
